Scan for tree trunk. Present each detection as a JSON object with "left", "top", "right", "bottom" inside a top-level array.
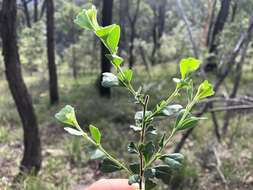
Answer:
[
  {"left": 72, "top": 46, "right": 77, "bottom": 79},
  {"left": 1, "top": 0, "right": 41, "bottom": 174},
  {"left": 21, "top": 0, "right": 31, "bottom": 28},
  {"left": 209, "top": 0, "right": 231, "bottom": 53},
  {"left": 40, "top": 0, "right": 46, "bottom": 19},
  {"left": 176, "top": 0, "right": 199, "bottom": 58},
  {"left": 34, "top": 0, "right": 38, "bottom": 22},
  {"left": 46, "top": 0, "right": 59, "bottom": 104},
  {"left": 99, "top": 0, "right": 113, "bottom": 98},
  {"left": 128, "top": 0, "right": 141, "bottom": 69},
  {"left": 118, "top": 0, "right": 128, "bottom": 54}
]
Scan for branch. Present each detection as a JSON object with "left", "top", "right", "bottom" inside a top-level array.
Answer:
[{"left": 208, "top": 105, "right": 253, "bottom": 112}]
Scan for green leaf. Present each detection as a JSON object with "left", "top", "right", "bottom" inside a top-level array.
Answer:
[
  {"left": 196, "top": 80, "right": 215, "bottom": 100},
  {"left": 105, "top": 54, "right": 123, "bottom": 68},
  {"left": 74, "top": 6, "right": 99, "bottom": 31},
  {"left": 154, "top": 165, "right": 172, "bottom": 184},
  {"left": 145, "top": 179, "right": 157, "bottom": 190},
  {"left": 134, "top": 111, "right": 152, "bottom": 121},
  {"left": 89, "top": 125, "right": 101, "bottom": 144},
  {"left": 101, "top": 72, "right": 119, "bottom": 88},
  {"left": 160, "top": 104, "right": 183, "bottom": 117},
  {"left": 142, "top": 142, "right": 155, "bottom": 163},
  {"left": 160, "top": 153, "right": 184, "bottom": 163},
  {"left": 128, "top": 142, "right": 138, "bottom": 154},
  {"left": 99, "top": 158, "right": 122, "bottom": 173},
  {"left": 55, "top": 105, "right": 77, "bottom": 127},
  {"left": 144, "top": 168, "right": 156, "bottom": 179},
  {"left": 180, "top": 57, "right": 201, "bottom": 79},
  {"left": 159, "top": 134, "right": 166, "bottom": 148},
  {"left": 96, "top": 24, "right": 120, "bottom": 53},
  {"left": 130, "top": 125, "right": 142, "bottom": 132},
  {"left": 90, "top": 149, "right": 105, "bottom": 160},
  {"left": 128, "top": 175, "right": 140, "bottom": 185},
  {"left": 129, "top": 163, "right": 140, "bottom": 174},
  {"left": 118, "top": 69, "right": 133, "bottom": 83},
  {"left": 176, "top": 116, "right": 206, "bottom": 131},
  {"left": 145, "top": 125, "right": 157, "bottom": 136},
  {"left": 63, "top": 127, "right": 84, "bottom": 136},
  {"left": 159, "top": 156, "right": 182, "bottom": 169}
]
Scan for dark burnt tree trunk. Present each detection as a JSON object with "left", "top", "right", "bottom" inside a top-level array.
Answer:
[
  {"left": 40, "top": 0, "right": 46, "bottom": 19},
  {"left": 128, "top": 0, "right": 141, "bottom": 69},
  {"left": 118, "top": 0, "right": 128, "bottom": 54},
  {"left": 46, "top": 0, "right": 59, "bottom": 104},
  {"left": 21, "top": 0, "right": 31, "bottom": 28},
  {"left": 206, "top": 0, "right": 231, "bottom": 71},
  {"left": 34, "top": 0, "right": 38, "bottom": 22},
  {"left": 99, "top": 0, "right": 113, "bottom": 97},
  {"left": 1, "top": 0, "right": 41, "bottom": 174},
  {"left": 209, "top": 0, "right": 231, "bottom": 53}
]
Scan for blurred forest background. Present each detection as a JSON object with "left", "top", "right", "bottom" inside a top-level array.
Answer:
[{"left": 0, "top": 0, "right": 253, "bottom": 189}]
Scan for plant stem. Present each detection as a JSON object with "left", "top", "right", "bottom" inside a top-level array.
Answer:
[
  {"left": 139, "top": 95, "right": 149, "bottom": 190},
  {"left": 75, "top": 123, "right": 132, "bottom": 175},
  {"left": 146, "top": 88, "right": 179, "bottom": 121},
  {"left": 144, "top": 96, "right": 198, "bottom": 169}
]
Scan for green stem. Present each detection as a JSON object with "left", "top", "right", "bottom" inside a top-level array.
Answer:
[
  {"left": 75, "top": 123, "right": 132, "bottom": 175},
  {"left": 146, "top": 88, "right": 179, "bottom": 121},
  {"left": 139, "top": 95, "right": 149, "bottom": 190}
]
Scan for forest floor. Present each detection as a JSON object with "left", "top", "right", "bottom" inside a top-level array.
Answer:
[{"left": 0, "top": 64, "right": 253, "bottom": 190}]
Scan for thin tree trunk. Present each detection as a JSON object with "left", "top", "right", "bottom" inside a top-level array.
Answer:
[
  {"left": 40, "top": 0, "right": 46, "bottom": 19},
  {"left": 46, "top": 0, "right": 59, "bottom": 104},
  {"left": 209, "top": 0, "right": 231, "bottom": 53},
  {"left": 206, "top": 0, "right": 217, "bottom": 47},
  {"left": 99, "top": 0, "right": 113, "bottom": 97},
  {"left": 176, "top": 0, "right": 199, "bottom": 58},
  {"left": 72, "top": 46, "right": 77, "bottom": 79},
  {"left": 118, "top": 0, "right": 128, "bottom": 54},
  {"left": 34, "top": 0, "right": 38, "bottom": 22},
  {"left": 128, "top": 0, "right": 141, "bottom": 69},
  {"left": 1, "top": 0, "right": 41, "bottom": 174},
  {"left": 21, "top": 0, "right": 31, "bottom": 28}
]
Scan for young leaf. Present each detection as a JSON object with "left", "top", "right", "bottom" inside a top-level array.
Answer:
[
  {"left": 99, "top": 158, "right": 122, "bottom": 173},
  {"left": 118, "top": 69, "right": 133, "bottom": 83},
  {"left": 55, "top": 105, "right": 77, "bottom": 127},
  {"left": 176, "top": 116, "right": 206, "bottom": 131},
  {"left": 90, "top": 149, "right": 105, "bottom": 160},
  {"left": 196, "top": 80, "right": 215, "bottom": 100},
  {"left": 96, "top": 24, "right": 120, "bottom": 53},
  {"left": 134, "top": 111, "right": 152, "bottom": 121},
  {"left": 74, "top": 6, "right": 99, "bottom": 31},
  {"left": 127, "top": 142, "right": 138, "bottom": 154},
  {"left": 130, "top": 125, "right": 142, "bottom": 132},
  {"left": 128, "top": 175, "right": 140, "bottom": 185},
  {"left": 160, "top": 104, "right": 183, "bottom": 117},
  {"left": 105, "top": 54, "right": 123, "bottom": 68},
  {"left": 63, "top": 127, "right": 84, "bottom": 136},
  {"left": 180, "top": 57, "right": 201, "bottom": 79},
  {"left": 89, "top": 125, "right": 101, "bottom": 144},
  {"left": 101, "top": 72, "right": 119, "bottom": 88}
]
